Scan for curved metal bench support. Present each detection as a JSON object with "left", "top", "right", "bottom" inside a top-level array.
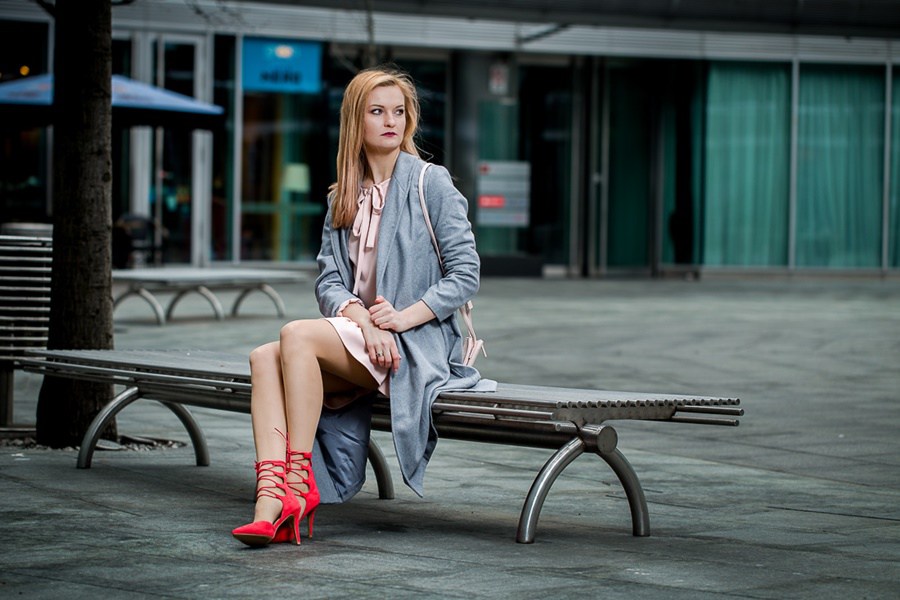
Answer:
[
  {"left": 517, "top": 437, "right": 585, "bottom": 543},
  {"left": 516, "top": 424, "right": 649, "bottom": 543},
  {"left": 166, "top": 286, "right": 225, "bottom": 321},
  {"left": 367, "top": 438, "right": 395, "bottom": 500},
  {"left": 159, "top": 401, "right": 210, "bottom": 467},
  {"left": 78, "top": 387, "right": 211, "bottom": 469},
  {"left": 114, "top": 288, "right": 166, "bottom": 325},
  {"left": 232, "top": 284, "right": 287, "bottom": 318},
  {"left": 598, "top": 448, "right": 650, "bottom": 537},
  {"left": 78, "top": 386, "right": 143, "bottom": 468}
]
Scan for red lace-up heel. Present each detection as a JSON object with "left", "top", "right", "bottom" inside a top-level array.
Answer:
[
  {"left": 272, "top": 443, "right": 321, "bottom": 543},
  {"left": 232, "top": 459, "right": 301, "bottom": 547},
  {"left": 288, "top": 447, "right": 320, "bottom": 538}
]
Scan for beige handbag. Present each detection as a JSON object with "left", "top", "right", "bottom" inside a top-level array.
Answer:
[{"left": 418, "top": 163, "right": 486, "bottom": 367}]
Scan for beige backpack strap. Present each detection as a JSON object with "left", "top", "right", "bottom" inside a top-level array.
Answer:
[{"left": 417, "top": 163, "right": 486, "bottom": 366}]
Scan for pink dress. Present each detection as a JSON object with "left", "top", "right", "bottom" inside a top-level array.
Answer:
[{"left": 324, "top": 179, "right": 392, "bottom": 396}]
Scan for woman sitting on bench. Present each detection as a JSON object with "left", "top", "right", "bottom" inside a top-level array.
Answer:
[{"left": 232, "top": 65, "right": 493, "bottom": 547}]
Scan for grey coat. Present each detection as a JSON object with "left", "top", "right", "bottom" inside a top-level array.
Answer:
[{"left": 311, "top": 151, "right": 495, "bottom": 502}]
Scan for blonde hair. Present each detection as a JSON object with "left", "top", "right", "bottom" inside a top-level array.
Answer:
[{"left": 329, "top": 66, "right": 420, "bottom": 229}]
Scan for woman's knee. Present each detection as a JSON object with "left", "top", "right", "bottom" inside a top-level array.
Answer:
[
  {"left": 249, "top": 341, "right": 280, "bottom": 373},
  {"left": 279, "top": 319, "right": 321, "bottom": 359}
]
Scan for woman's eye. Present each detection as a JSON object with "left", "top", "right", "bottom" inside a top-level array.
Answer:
[{"left": 371, "top": 108, "right": 382, "bottom": 115}]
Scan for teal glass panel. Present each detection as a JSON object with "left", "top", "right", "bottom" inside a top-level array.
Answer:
[
  {"left": 660, "top": 102, "right": 677, "bottom": 264},
  {"left": 892, "top": 70, "right": 900, "bottom": 267},
  {"left": 797, "top": 64, "right": 884, "bottom": 268},
  {"left": 607, "top": 66, "right": 650, "bottom": 268},
  {"left": 476, "top": 100, "right": 519, "bottom": 254},
  {"left": 703, "top": 62, "right": 791, "bottom": 266}
]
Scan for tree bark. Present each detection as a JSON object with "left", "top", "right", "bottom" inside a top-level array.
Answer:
[{"left": 36, "top": 0, "right": 116, "bottom": 447}]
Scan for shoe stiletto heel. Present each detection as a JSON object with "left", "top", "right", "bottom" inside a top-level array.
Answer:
[
  {"left": 287, "top": 446, "right": 320, "bottom": 539},
  {"left": 271, "top": 441, "right": 321, "bottom": 543},
  {"left": 232, "top": 459, "right": 301, "bottom": 547}
]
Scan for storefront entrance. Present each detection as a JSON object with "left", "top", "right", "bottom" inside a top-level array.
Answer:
[{"left": 113, "top": 32, "right": 213, "bottom": 265}]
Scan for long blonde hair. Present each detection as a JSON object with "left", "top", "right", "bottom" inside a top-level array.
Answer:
[{"left": 329, "top": 66, "right": 421, "bottom": 229}]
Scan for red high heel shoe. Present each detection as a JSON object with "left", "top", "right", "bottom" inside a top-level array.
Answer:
[
  {"left": 232, "top": 459, "right": 301, "bottom": 547},
  {"left": 272, "top": 444, "right": 320, "bottom": 543},
  {"left": 289, "top": 447, "right": 321, "bottom": 538}
]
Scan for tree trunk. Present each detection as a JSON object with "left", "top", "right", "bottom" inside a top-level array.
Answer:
[{"left": 36, "top": 0, "right": 116, "bottom": 447}]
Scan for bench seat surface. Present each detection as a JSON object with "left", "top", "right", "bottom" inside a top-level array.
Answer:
[
  {"left": 24, "top": 349, "right": 739, "bottom": 412},
  {"left": 113, "top": 268, "right": 305, "bottom": 286}
]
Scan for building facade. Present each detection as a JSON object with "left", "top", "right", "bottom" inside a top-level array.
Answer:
[{"left": 1, "top": 0, "right": 899, "bottom": 275}]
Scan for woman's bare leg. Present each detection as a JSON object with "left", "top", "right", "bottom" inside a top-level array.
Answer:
[
  {"left": 247, "top": 341, "right": 289, "bottom": 523},
  {"left": 247, "top": 320, "right": 379, "bottom": 523},
  {"left": 279, "top": 319, "right": 377, "bottom": 451}
]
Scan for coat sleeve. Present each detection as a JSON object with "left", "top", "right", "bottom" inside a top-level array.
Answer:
[
  {"left": 315, "top": 207, "right": 357, "bottom": 317},
  {"left": 418, "top": 165, "right": 480, "bottom": 322}
]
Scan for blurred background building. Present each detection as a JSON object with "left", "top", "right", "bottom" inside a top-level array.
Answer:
[{"left": 1, "top": 0, "right": 899, "bottom": 276}]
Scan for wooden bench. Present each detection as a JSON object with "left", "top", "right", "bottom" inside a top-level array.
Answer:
[
  {"left": 21, "top": 348, "right": 742, "bottom": 543},
  {"left": 113, "top": 267, "right": 307, "bottom": 325},
  {"left": 0, "top": 234, "right": 52, "bottom": 429}
]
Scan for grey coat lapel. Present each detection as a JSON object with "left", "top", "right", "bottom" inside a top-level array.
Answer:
[{"left": 376, "top": 151, "right": 417, "bottom": 288}]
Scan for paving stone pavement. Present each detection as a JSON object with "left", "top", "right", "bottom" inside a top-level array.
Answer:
[{"left": 2, "top": 276, "right": 898, "bottom": 599}]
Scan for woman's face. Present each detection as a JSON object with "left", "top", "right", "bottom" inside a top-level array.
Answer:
[{"left": 362, "top": 85, "right": 406, "bottom": 156}]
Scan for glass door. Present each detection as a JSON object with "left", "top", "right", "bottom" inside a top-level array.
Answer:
[
  {"left": 150, "top": 37, "right": 196, "bottom": 264},
  {"left": 121, "top": 33, "right": 212, "bottom": 266},
  {"left": 240, "top": 37, "right": 326, "bottom": 262}
]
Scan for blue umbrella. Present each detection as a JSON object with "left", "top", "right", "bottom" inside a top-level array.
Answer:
[{"left": 0, "top": 74, "right": 224, "bottom": 129}]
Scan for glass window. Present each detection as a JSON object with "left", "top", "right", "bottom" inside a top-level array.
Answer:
[
  {"left": 702, "top": 62, "right": 791, "bottom": 266},
  {"left": 519, "top": 65, "right": 572, "bottom": 265},
  {"left": 212, "top": 34, "right": 236, "bottom": 261},
  {"left": 150, "top": 40, "right": 198, "bottom": 264},
  {"left": 476, "top": 63, "right": 573, "bottom": 265},
  {"left": 796, "top": 64, "right": 884, "bottom": 268},
  {"left": 606, "top": 61, "right": 652, "bottom": 268},
  {"left": 241, "top": 38, "right": 327, "bottom": 262},
  {"left": 891, "top": 68, "right": 900, "bottom": 268},
  {"left": 0, "top": 20, "right": 49, "bottom": 223},
  {"left": 111, "top": 38, "right": 132, "bottom": 221}
]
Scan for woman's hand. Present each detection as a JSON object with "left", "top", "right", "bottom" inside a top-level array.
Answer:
[
  {"left": 341, "top": 301, "right": 401, "bottom": 372},
  {"left": 369, "top": 296, "right": 409, "bottom": 333},
  {"left": 370, "top": 296, "right": 437, "bottom": 334},
  {"left": 360, "top": 323, "right": 401, "bottom": 372}
]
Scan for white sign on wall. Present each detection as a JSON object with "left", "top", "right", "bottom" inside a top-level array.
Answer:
[{"left": 475, "top": 161, "right": 530, "bottom": 227}]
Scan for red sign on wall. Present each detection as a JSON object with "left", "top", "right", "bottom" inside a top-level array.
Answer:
[{"left": 478, "top": 195, "right": 506, "bottom": 208}]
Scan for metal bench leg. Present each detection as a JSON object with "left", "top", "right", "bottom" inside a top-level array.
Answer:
[
  {"left": 598, "top": 448, "right": 650, "bottom": 537},
  {"left": 166, "top": 286, "right": 225, "bottom": 321},
  {"left": 231, "top": 284, "right": 287, "bottom": 318},
  {"left": 368, "top": 438, "right": 395, "bottom": 499},
  {"left": 114, "top": 287, "right": 166, "bottom": 325},
  {"left": 77, "top": 386, "right": 143, "bottom": 468},
  {"left": 517, "top": 437, "right": 585, "bottom": 543},
  {"left": 159, "top": 401, "right": 210, "bottom": 467}
]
